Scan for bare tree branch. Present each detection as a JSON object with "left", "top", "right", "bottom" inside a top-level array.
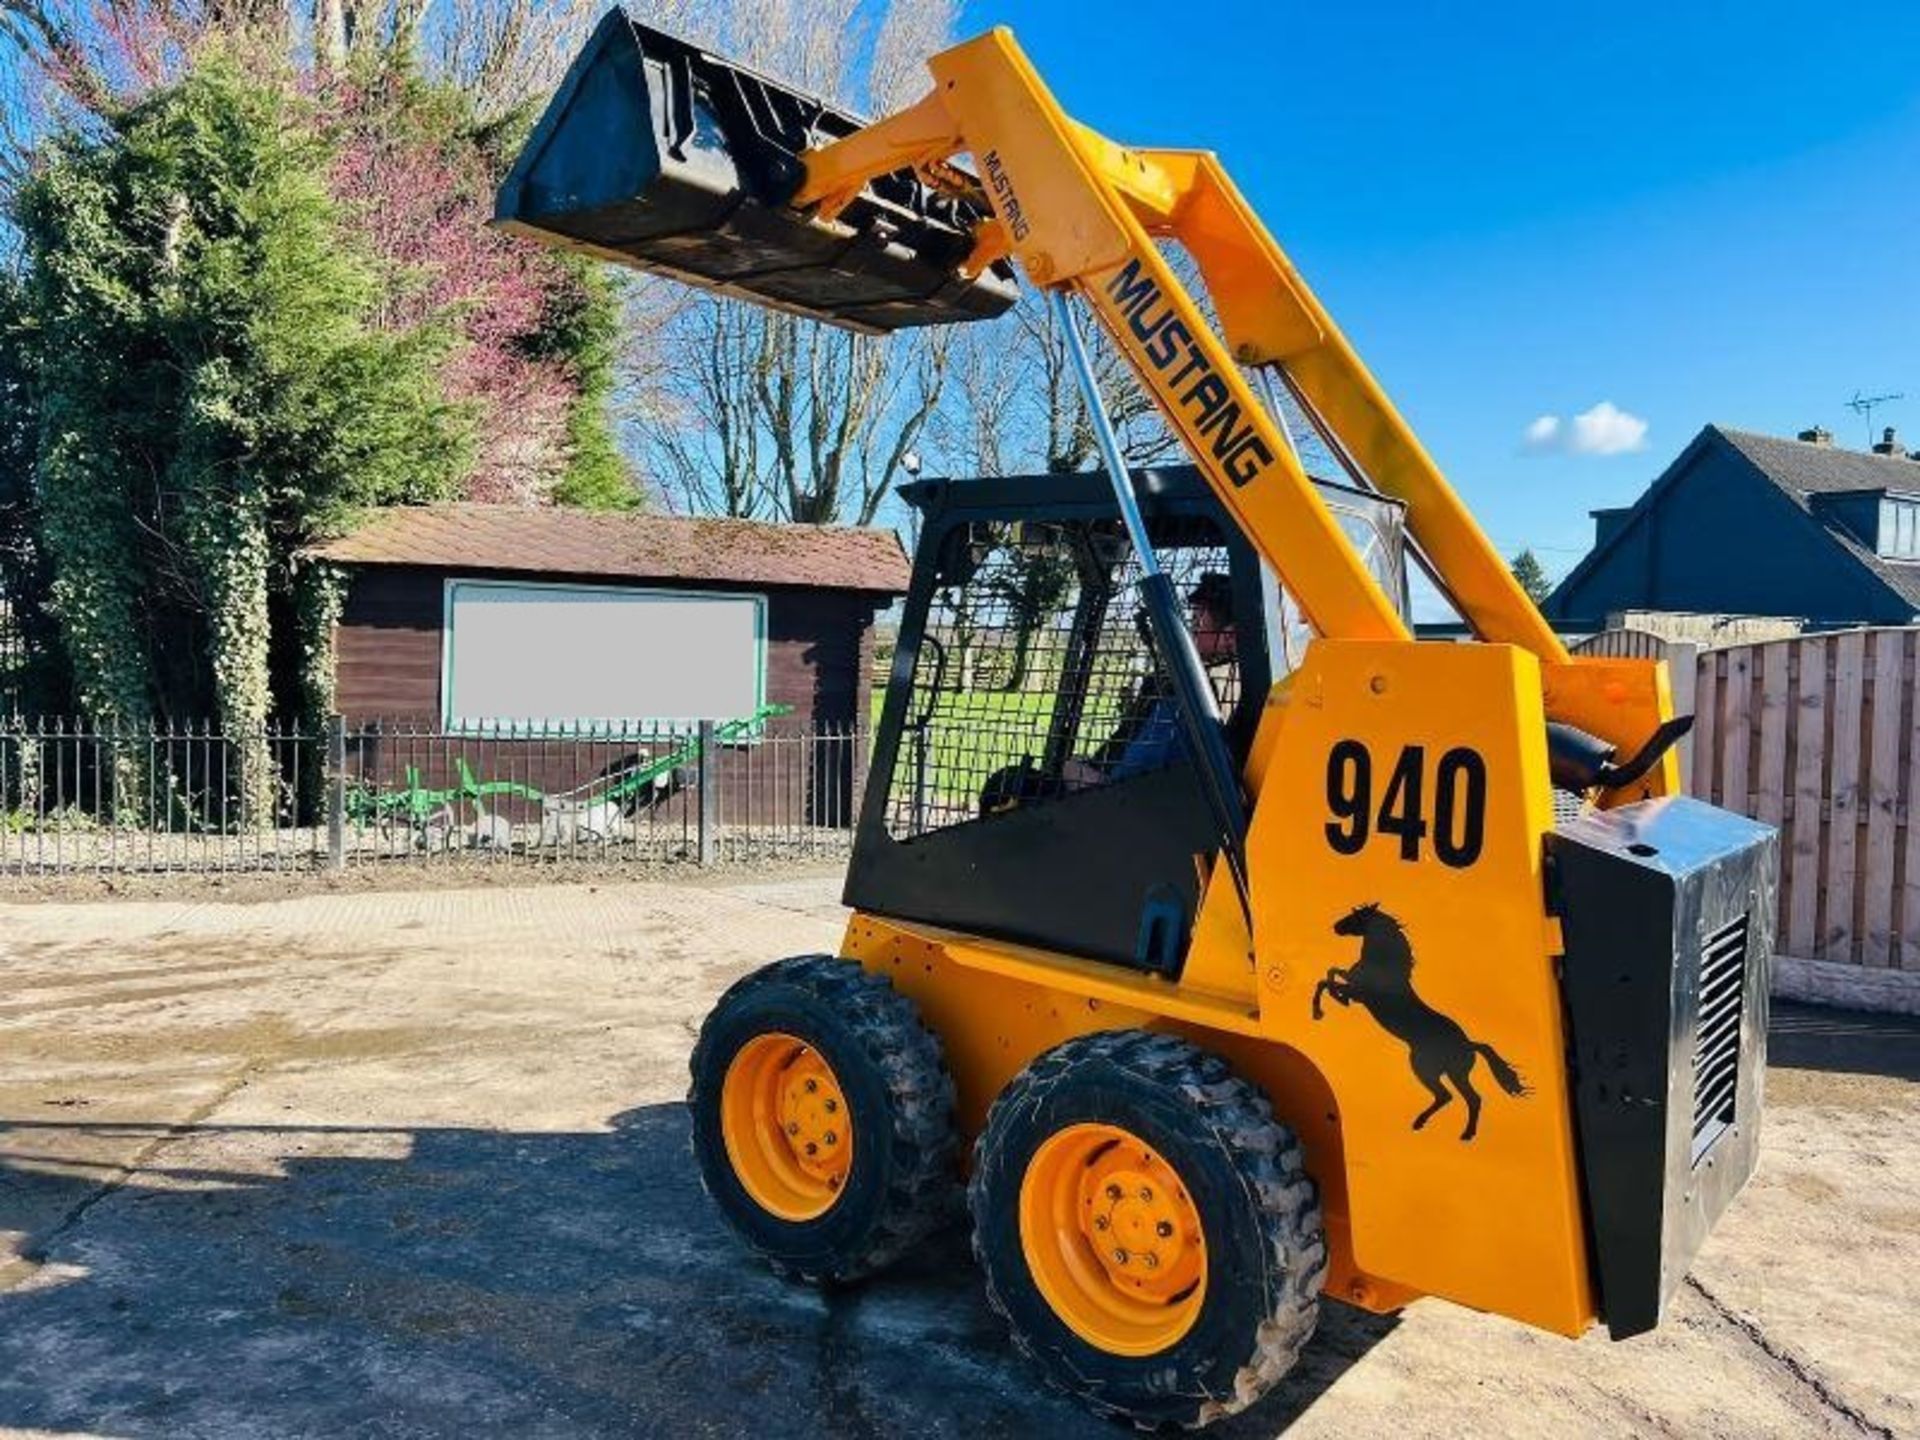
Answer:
[
  {"left": 865, "top": 0, "right": 953, "bottom": 112},
  {"left": 418, "top": 0, "right": 600, "bottom": 120},
  {"left": 621, "top": 0, "right": 960, "bottom": 527}
]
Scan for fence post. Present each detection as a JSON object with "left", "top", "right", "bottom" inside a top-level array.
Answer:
[
  {"left": 1666, "top": 642, "right": 1701, "bottom": 793},
  {"left": 327, "top": 714, "right": 347, "bottom": 871},
  {"left": 849, "top": 719, "right": 868, "bottom": 835},
  {"left": 697, "top": 719, "right": 717, "bottom": 866}
]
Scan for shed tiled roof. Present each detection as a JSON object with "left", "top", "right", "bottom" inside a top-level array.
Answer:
[{"left": 307, "top": 503, "right": 910, "bottom": 595}]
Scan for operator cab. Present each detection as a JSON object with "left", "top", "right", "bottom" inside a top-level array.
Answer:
[{"left": 846, "top": 467, "right": 1410, "bottom": 974}]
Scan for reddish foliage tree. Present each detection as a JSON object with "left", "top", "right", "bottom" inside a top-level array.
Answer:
[
  {"left": 323, "top": 77, "right": 582, "bottom": 503},
  {"left": 5, "top": 10, "right": 614, "bottom": 507}
]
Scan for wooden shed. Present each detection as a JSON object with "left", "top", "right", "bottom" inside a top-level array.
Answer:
[{"left": 305, "top": 504, "right": 908, "bottom": 834}]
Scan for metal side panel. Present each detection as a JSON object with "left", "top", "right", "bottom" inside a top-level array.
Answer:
[
  {"left": 494, "top": 11, "right": 1017, "bottom": 332},
  {"left": 844, "top": 762, "right": 1219, "bottom": 971},
  {"left": 1548, "top": 796, "right": 1778, "bottom": 1338}
]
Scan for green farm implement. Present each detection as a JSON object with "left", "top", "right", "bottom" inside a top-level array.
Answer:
[{"left": 343, "top": 706, "right": 791, "bottom": 850}]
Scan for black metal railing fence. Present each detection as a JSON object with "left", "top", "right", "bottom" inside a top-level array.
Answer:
[{"left": 0, "top": 715, "right": 865, "bottom": 875}]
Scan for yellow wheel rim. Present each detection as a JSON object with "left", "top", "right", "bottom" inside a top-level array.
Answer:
[
  {"left": 1018, "top": 1122, "right": 1208, "bottom": 1356},
  {"left": 719, "top": 1032, "right": 853, "bottom": 1222}
]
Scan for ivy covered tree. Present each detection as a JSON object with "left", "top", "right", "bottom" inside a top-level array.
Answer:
[
  {"left": 0, "top": 274, "right": 68, "bottom": 713},
  {"left": 5, "top": 30, "right": 637, "bottom": 743},
  {"left": 14, "top": 55, "right": 476, "bottom": 813}
]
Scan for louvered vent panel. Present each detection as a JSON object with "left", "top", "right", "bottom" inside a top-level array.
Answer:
[{"left": 1691, "top": 913, "right": 1749, "bottom": 1164}]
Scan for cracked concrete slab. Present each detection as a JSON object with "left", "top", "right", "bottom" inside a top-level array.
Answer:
[{"left": 1, "top": 875, "right": 1915, "bottom": 1437}]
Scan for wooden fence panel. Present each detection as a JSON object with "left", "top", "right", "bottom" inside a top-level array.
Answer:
[
  {"left": 1572, "top": 629, "right": 1670, "bottom": 660},
  {"left": 1862, "top": 631, "right": 1907, "bottom": 967},
  {"left": 1669, "top": 642, "right": 1700, "bottom": 786},
  {"left": 1786, "top": 636, "right": 1829, "bottom": 960},
  {"left": 1902, "top": 638, "right": 1920, "bottom": 971},
  {"left": 1754, "top": 642, "right": 1790, "bottom": 829},
  {"left": 1755, "top": 641, "right": 1791, "bottom": 929},
  {"left": 1823, "top": 631, "right": 1867, "bottom": 961},
  {"left": 1720, "top": 646, "right": 1753, "bottom": 815},
  {"left": 1573, "top": 624, "right": 1920, "bottom": 984},
  {"left": 1694, "top": 649, "right": 1721, "bottom": 805}
]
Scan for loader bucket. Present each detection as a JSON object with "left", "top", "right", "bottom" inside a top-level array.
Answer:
[{"left": 495, "top": 10, "right": 1018, "bottom": 334}]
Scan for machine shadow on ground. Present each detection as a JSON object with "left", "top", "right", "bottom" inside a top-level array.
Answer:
[
  {"left": 0, "top": 1104, "right": 1395, "bottom": 1438},
  {"left": 1768, "top": 1000, "right": 1920, "bottom": 1082}
]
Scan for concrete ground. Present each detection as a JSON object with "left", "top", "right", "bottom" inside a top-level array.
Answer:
[{"left": 0, "top": 871, "right": 1914, "bottom": 1439}]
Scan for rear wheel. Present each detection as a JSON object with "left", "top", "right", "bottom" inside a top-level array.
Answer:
[
  {"left": 970, "top": 1030, "right": 1327, "bottom": 1429},
  {"left": 689, "top": 955, "right": 957, "bottom": 1283}
]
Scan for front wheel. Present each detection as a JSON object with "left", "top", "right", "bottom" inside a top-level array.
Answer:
[
  {"left": 688, "top": 955, "right": 958, "bottom": 1283},
  {"left": 970, "top": 1030, "right": 1327, "bottom": 1429}
]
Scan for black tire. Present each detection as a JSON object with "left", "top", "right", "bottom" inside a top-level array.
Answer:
[
  {"left": 688, "top": 954, "right": 958, "bottom": 1283},
  {"left": 970, "top": 1030, "right": 1327, "bottom": 1429}
]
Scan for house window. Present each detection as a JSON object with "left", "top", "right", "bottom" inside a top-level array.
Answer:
[
  {"left": 1885, "top": 499, "right": 1920, "bottom": 561},
  {"left": 442, "top": 580, "right": 766, "bottom": 733}
]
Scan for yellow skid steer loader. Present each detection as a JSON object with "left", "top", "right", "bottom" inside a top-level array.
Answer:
[{"left": 498, "top": 13, "right": 1778, "bottom": 1428}]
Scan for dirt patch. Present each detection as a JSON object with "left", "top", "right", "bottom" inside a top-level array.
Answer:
[
  {"left": 0, "top": 881, "right": 1915, "bottom": 1438},
  {"left": 0, "top": 854, "right": 850, "bottom": 907}
]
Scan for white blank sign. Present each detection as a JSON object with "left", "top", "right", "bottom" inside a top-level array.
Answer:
[{"left": 443, "top": 581, "right": 765, "bottom": 730}]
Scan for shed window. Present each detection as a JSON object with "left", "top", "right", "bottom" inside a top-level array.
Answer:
[
  {"left": 442, "top": 580, "right": 766, "bottom": 732},
  {"left": 1888, "top": 499, "right": 1920, "bottom": 561}
]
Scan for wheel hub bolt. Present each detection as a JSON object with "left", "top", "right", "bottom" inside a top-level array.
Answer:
[
  {"left": 1112, "top": 1248, "right": 1129, "bottom": 1265},
  {"left": 1156, "top": 1220, "right": 1174, "bottom": 1238},
  {"left": 1105, "top": 1183, "right": 1123, "bottom": 1200},
  {"left": 1142, "top": 1253, "right": 1159, "bottom": 1270},
  {"left": 824, "top": 1098, "right": 838, "bottom": 1113},
  {"left": 786, "top": 1122, "right": 800, "bottom": 1136},
  {"left": 805, "top": 1078, "right": 818, "bottom": 1094},
  {"left": 805, "top": 1142, "right": 818, "bottom": 1156},
  {"left": 824, "top": 1131, "right": 838, "bottom": 1146},
  {"left": 1138, "top": 1187, "right": 1153, "bottom": 1202},
  {"left": 1093, "top": 1215, "right": 1109, "bottom": 1231}
]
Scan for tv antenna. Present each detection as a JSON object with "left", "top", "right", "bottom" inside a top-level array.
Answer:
[{"left": 1849, "top": 390, "right": 1904, "bottom": 445}]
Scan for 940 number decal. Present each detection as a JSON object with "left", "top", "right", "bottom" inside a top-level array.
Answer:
[{"left": 1324, "top": 741, "right": 1486, "bottom": 868}]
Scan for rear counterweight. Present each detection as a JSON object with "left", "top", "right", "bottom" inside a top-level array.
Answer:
[{"left": 1549, "top": 796, "right": 1778, "bottom": 1338}]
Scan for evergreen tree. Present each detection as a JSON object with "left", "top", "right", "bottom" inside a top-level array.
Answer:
[{"left": 1510, "top": 548, "right": 1553, "bottom": 605}]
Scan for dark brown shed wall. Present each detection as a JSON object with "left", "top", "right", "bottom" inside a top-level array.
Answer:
[
  {"left": 334, "top": 569, "right": 441, "bottom": 720},
  {"left": 334, "top": 566, "right": 884, "bottom": 727},
  {"left": 331, "top": 566, "right": 885, "bottom": 827}
]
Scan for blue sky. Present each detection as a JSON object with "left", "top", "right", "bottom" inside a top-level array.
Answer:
[{"left": 971, "top": 0, "right": 1920, "bottom": 583}]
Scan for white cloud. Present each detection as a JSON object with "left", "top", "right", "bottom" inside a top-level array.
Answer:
[
  {"left": 1568, "top": 401, "right": 1649, "bottom": 455},
  {"left": 1522, "top": 414, "right": 1562, "bottom": 451},
  {"left": 1521, "top": 401, "right": 1648, "bottom": 457}
]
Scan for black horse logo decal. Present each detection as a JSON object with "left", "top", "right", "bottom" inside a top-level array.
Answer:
[{"left": 1313, "top": 902, "right": 1530, "bottom": 1141}]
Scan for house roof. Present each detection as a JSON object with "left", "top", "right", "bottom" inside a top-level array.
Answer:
[
  {"left": 1716, "top": 427, "right": 1920, "bottom": 498},
  {"left": 1714, "top": 427, "right": 1920, "bottom": 609},
  {"left": 307, "top": 503, "right": 911, "bottom": 595},
  {"left": 1550, "top": 424, "right": 1920, "bottom": 617}
]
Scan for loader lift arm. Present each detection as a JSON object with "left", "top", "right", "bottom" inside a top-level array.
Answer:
[
  {"left": 785, "top": 29, "right": 1566, "bottom": 661},
  {"left": 496, "top": 12, "right": 1562, "bottom": 664}
]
